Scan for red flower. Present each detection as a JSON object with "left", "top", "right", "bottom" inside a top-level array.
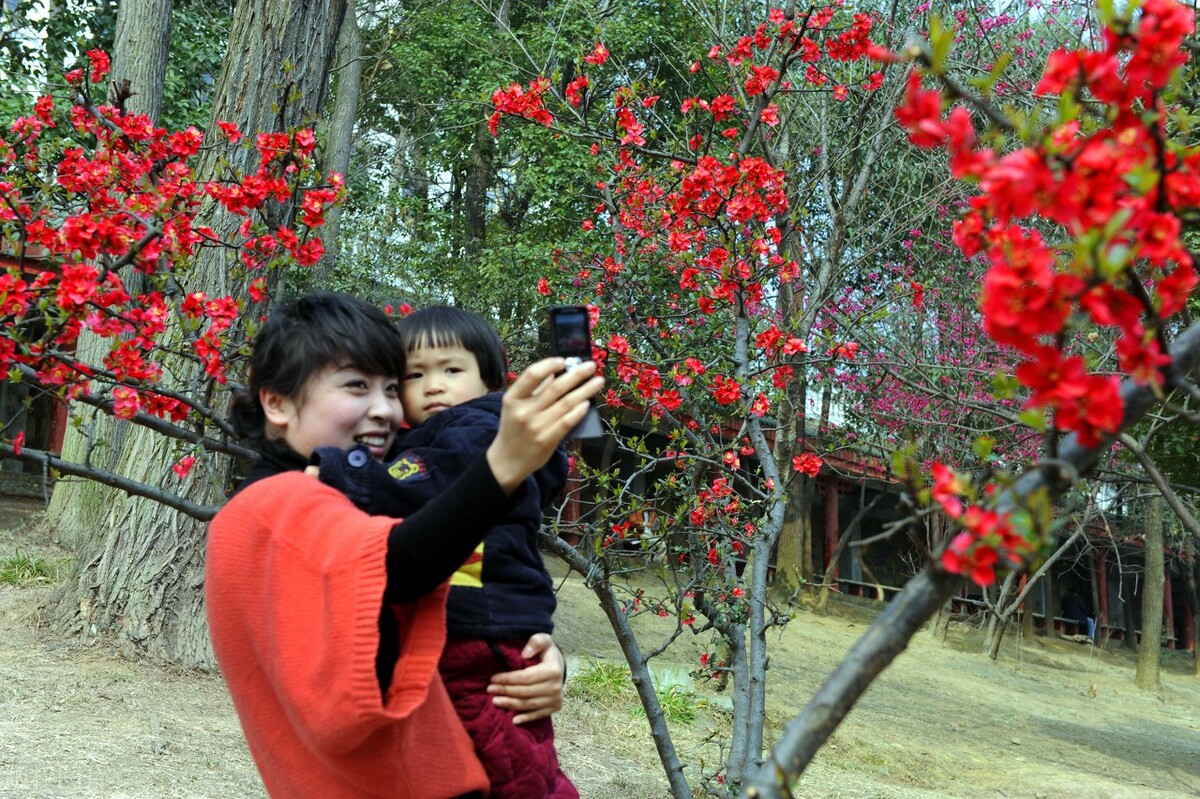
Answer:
[
  {"left": 792, "top": 453, "right": 823, "bottom": 477},
  {"left": 942, "top": 532, "right": 999, "bottom": 587},
  {"left": 583, "top": 42, "right": 609, "bottom": 66},
  {"left": 173, "top": 455, "right": 196, "bottom": 480},
  {"left": 86, "top": 49, "right": 111, "bottom": 83},
  {"left": 930, "top": 462, "right": 965, "bottom": 518},
  {"left": 711, "top": 375, "right": 742, "bottom": 405},
  {"left": 565, "top": 75, "right": 589, "bottom": 107},
  {"left": 894, "top": 72, "right": 945, "bottom": 148},
  {"left": 709, "top": 94, "right": 737, "bottom": 121},
  {"left": 216, "top": 120, "right": 242, "bottom": 143},
  {"left": 655, "top": 389, "right": 682, "bottom": 411},
  {"left": 111, "top": 386, "right": 142, "bottom": 419}
]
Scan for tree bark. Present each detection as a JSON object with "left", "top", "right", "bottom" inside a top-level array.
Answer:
[
  {"left": 1135, "top": 497, "right": 1164, "bottom": 691},
  {"left": 312, "top": 0, "right": 362, "bottom": 283},
  {"left": 463, "top": 120, "right": 493, "bottom": 257},
  {"left": 1120, "top": 564, "right": 1139, "bottom": 651},
  {"left": 47, "top": 0, "right": 177, "bottom": 550},
  {"left": 42, "top": 0, "right": 349, "bottom": 669},
  {"left": 109, "top": 0, "right": 174, "bottom": 120},
  {"left": 775, "top": 474, "right": 815, "bottom": 590}
]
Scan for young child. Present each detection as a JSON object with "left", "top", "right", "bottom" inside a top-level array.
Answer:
[
  {"left": 316, "top": 306, "right": 578, "bottom": 799},
  {"left": 206, "top": 292, "right": 599, "bottom": 798}
]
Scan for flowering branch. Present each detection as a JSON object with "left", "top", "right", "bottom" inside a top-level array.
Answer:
[
  {"left": 748, "top": 316, "right": 1200, "bottom": 797},
  {"left": 0, "top": 443, "right": 218, "bottom": 520}
]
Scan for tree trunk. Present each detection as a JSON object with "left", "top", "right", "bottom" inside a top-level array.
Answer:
[
  {"left": 1121, "top": 563, "right": 1138, "bottom": 651},
  {"left": 463, "top": 120, "right": 492, "bottom": 257},
  {"left": 109, "top": 0, "right": 174, "bottom": 120},
  {"left": 1043, "top": 562, "right": 1057, "bottom": 638},
  {"left": 542, "top": 536, "right": 693, "bottom": 799},
  {"left": 47, "top": 0, "right": 176, "bottom": 550},
  {"left": 1020, "top": 574, "right": 1036, "bottom": 642},
  {"left": 776, "top": 474, "right": 815, "bottom": 590},
  {"left": 987, "top": 571, "right": 1018, "bottom": 660},
  {"left": 725, "top": 620, "right": 752, "bottom": 791},
  {"left": 1185, "top": 544, "right": 1200, "bottom": 677},
  {"left": 42, "top": 0, "right": 348, "bottom": 668},
  {"left": 1135, "top": 497, "right": 1164, "bottom": 691},
  {"left": 312, "top": 0, "right": 362, "bottom": 283}
]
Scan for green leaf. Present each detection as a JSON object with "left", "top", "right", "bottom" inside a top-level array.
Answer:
[{"left": 1018, "top": 408, "right": 1048, "bottom": 432}]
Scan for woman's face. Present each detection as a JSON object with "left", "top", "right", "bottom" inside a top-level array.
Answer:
[{"left": 261, "top": 365, "right": 403, "bottom": 459}]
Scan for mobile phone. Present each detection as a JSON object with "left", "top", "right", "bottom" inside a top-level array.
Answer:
[
  {"left": 549, "top": 305, "right": 593, "bottom": 369},
  {"left": 548, "top": 305, "right": 603, "bottom": 439}
]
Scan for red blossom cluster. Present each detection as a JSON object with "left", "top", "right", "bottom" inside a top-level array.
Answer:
[
  {"left": 892, "top": 0, "right": 1197, "bottom": 450},
  {"left": 0, "top": 54, "right": 339, "bottom": 457},
  {"left": 489, "top": 9, "right": 888, "bottom": 654},
  {"left": 888, "top": 0, "right": 1199, "bottom": 587},
  {"left": 929, "top": 462, "right": 1033, "bottom": 586},
  {"left": 487, "top": 78, "right": 553, "bottom": 136}
]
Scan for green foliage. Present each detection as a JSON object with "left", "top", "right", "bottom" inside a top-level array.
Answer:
[
  {"left": 160, "top": 0, "right": 234, "bottom": 130},
  {"left": 328, "top": 0, "right": 704, "bottom": 354},
  {"left": 0, "top": 551, "right": 68, "bottom": 586},
  {"left": 632, "top": 684, "right": 699, "bottom": 725},
  {"left": 0, "top": 0, "right": 229, "bottom": 128},
  {"left": 567, "top": 658, "right": 634, "bottom": 703},
  {"left": 0, "top": 0, "right": 117, "bottom": 119}
]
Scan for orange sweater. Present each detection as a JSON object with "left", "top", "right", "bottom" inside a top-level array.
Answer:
[{"left": 206, "top": 472, "right": 489, "bottom": 798}]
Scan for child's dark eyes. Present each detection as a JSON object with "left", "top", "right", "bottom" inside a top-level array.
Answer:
[{"left": 403, "top": 372, "right": 422, "bottom": 381}]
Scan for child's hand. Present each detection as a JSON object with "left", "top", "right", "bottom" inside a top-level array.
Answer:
[
  {"left": 310, "top": 445, "right": 382, "bottom": 511},
  {"left": 486, "top": 358, "right": 602, "bottom": 494},
  {"left": 486, "top": 632, "right": 566, "bottom": 724},
  {"left": 304, "top": 465, "right": 319, "bottom": 477}
]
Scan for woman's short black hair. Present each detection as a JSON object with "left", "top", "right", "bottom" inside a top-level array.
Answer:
[
  {"left": 230, "top": 292, "right": 406, "bottom": 445},
  {"left": 396, "top": 306, "right": 507, "bottom": 392}
]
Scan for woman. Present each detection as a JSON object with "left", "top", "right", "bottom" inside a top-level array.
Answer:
[{"left": 206, "top": 293, "right": 601, "bottom": 798}]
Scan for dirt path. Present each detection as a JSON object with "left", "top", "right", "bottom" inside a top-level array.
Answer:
[{"left": 2, "top": 498, "right": 1199, "bottom": 798}]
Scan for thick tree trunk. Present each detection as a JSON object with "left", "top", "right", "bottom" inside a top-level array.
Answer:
[
  {"left": 42, "top": 0, "right": 348, "bottom": 668},
  {"left": 312, "top": 0, "right": 362, "bottom": 283},
  {"left": 1135, "top": 497, "right": 1164, "bottom": 691},
  {"left": 109, "top": 0, "right": 174, "bottom": 120},
  {"left": 47, "top": 0, "right": 176, "bottom": 550}
]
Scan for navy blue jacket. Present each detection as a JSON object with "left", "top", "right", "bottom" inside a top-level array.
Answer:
[{"left": 320, "top": 393, "right": 565, "bottom": 640}]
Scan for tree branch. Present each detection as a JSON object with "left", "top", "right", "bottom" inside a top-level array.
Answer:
[
  {"left": 0, "top": 444, "right": 219, "bottom": 521},
  {"left": 746, "top": 318, "right": 1200, "bottom": 797}
]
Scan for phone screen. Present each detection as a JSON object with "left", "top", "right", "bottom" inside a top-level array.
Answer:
[{"left": 550, "top": 306, "right": 591, "bottom": 361}]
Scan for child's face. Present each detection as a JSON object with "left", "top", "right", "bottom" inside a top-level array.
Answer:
[
  {"left": 401, "top": 344, "right": 490, "bottom": 426},
  {"left": 261, "top": 365, "right": 403, "bottom": 459}
]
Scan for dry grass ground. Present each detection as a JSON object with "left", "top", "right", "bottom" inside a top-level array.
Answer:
[{"left": 2, "top": 496, "right": 1199, "bottom": 798}]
